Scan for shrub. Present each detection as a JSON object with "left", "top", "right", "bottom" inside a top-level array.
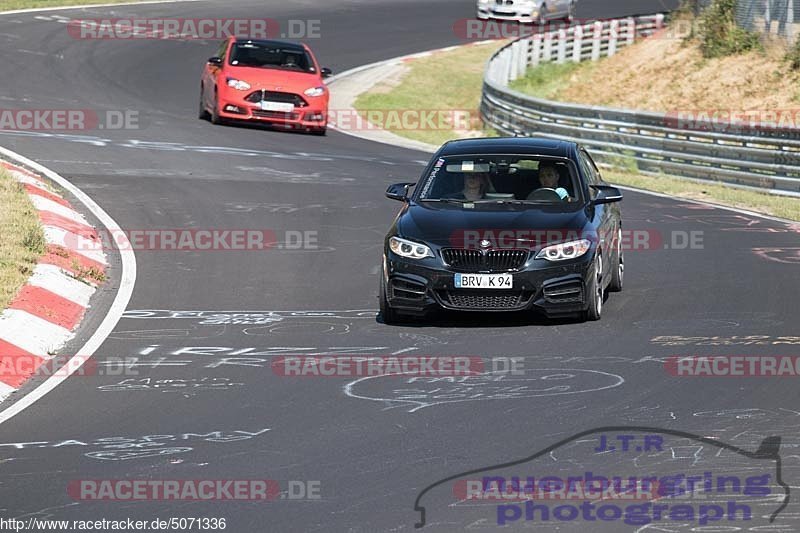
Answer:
[
  {"left": 787, "top": 39, "right": 800, "bottom": 70},
  {"left": 695, "top": 0, "right": 762, "bottom": 58}
]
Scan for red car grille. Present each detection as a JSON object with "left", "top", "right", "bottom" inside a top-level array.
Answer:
[
  {"left": 251, "top": 110, "right": 300, "bottom": 120},
  {"left": 244, "top": 90, "right": 308, "bottom": 107}
]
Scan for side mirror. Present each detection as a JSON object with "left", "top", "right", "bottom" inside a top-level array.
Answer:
[
  {"left": 386, "top": 182, "right": 416, "bottom": 202},
  {"left": 591, "top": 185, "right": 623, "bottom": 205},
  {"left": 320, "top": 67, "right": 333, "bottom": 78},
  {"left": 207, "top": 57, "right": 223, "bottom": 66}
]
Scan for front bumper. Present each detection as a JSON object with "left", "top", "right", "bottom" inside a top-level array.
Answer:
[
  {"left": 216, "top": 88, "right": 328, "bottom": 129},
  {"left": 477, "top": 6, "right": 538, "bottom": 22},
  {"left": 384, "top": 250, "right": 594, "bottom": 317}
]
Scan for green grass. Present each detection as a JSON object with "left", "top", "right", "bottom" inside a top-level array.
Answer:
[
  {"left": 508, "top": 60, "right": 590, "bottom": 99},
  {"left": 605, "top": 170, "right": 800, "bottom": 221},
  {"left": 353, "top": 42, "right": 504, "bottom": 146},
  {"left": 0, "top": 0, "right": 137, "bottom": 10},
  {"left": 0, "top": 168, "right": 46, "bottom": 311}
]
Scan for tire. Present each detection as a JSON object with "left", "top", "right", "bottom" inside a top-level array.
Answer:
[
  {"left": 198, "top": 85, "right": 210, "bottom": 120},
  {"left": 309, "top": 127, "right": 327, "bottom": 136},
  {"left": 210, "top": 90, "right": 223, "bottom": 125},
  {"left": 379, "top": 275, "right": 402, "bottom": 325},
  {"left": 583, "top": 252, "right": 603, "bottom": 321},
  {"left": 609, "top": 227, "right": 624, "bottom": 292}
]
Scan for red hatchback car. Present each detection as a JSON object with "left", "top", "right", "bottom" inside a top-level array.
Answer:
[{"left": 199, "top": 38, "right": 331, "bottom": 135}]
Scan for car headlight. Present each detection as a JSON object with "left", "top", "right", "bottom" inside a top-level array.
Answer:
[
  {"left": 226, "top": 78, "right": 251, "bottom": 91},
  {"left": 536, "top": 239, "right": 591, "bottom": 261},
  {"left": 389, "top": 237, "right": 433, "bottom": 260},
  {"left": 304, "top": 86, "right": 326, "bottom": 97}
]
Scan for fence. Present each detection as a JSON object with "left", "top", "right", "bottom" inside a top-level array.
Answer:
[
  {"left": 486, "top": 16, "right": 665, "bottom": 84},
  {"left": 480, "top": 14, "right": 800, "bottom": 195},
  {"left": 736, "top": 0, "right": 799, "bottom": 44}
]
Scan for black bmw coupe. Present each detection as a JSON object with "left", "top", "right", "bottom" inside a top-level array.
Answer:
[{"left": 380, "top": 137, "right": 624, "bottom": 323}]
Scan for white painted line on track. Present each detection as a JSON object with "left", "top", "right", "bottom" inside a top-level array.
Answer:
[
  {"left": 0, "top": 146, "right": 137, "bottom": 425},
  {"left": 615, "top": 185, "right": 799, "bottom": 226}
]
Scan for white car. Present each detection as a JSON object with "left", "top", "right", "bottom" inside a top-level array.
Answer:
[{"left": 476, "top": 0, "right": 576, "bottom": 24}]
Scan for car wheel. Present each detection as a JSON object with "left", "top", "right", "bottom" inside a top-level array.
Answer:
[
  {"left": 198, "top": 85, "right": 210, "bottom": 120},
  {"left": 309, "top": 127, "right": 327, "bottom": 136},
  {"left": 609, "top": 227, "right": 624, "bottom": 292},
  {"left": 583, "top": 252, "right": 603, "bottom": 321},
  {"left": 379, "top": 275, "right": 403, "bottom": 325},
  {"left": 210, "top": 90, "right": 224, "bottom": 125}
]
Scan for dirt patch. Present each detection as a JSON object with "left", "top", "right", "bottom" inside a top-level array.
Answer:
[
  {"left": 367, "top": 64, "right": 411, "bottom": 94},
  {"left": 558, "top": 35, "right": 800, "bottom": 112}
]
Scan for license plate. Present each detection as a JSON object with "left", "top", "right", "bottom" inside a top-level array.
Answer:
[
  {"left": 260, "top": 101, "right": 295, "bottom": 112},
  {"left": 454, "top": 273, "right": 513, "bottom": 289}
]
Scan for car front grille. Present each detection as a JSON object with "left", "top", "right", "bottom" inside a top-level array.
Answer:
[
  {"left": 441, "top": 249, "right": 528, "bottom": 272},
  {"left": 437, "top": 290, "right": 532, "bottom": 310},
  {"left": 245, "top": 90, "right": 308, "bottom": 107},
  {"left": 251, "top": 110, "right": 300, "bottom": 120}
]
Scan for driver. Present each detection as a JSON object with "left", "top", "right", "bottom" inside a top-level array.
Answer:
[
  {"left": 284, "top": 54, "right": 299, "bottom": 68},
  {"left": 538, "top": 164, "right": 569, "bottom": 200},
  {"left": 454, "top": 172, "right": 489, "bottom": 201}
]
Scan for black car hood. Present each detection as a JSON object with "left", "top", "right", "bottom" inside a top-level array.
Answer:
[{"left": 397, "top": 203, "right": 591, "bottom": 247}]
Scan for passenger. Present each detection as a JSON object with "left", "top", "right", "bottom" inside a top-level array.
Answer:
[{"left": 538, "top": 164, "right": 569, "bottom": 200}]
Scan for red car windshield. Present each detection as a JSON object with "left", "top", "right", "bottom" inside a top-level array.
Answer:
[{"left": 229, "top": 43, "right": 315, "bottom": 73}]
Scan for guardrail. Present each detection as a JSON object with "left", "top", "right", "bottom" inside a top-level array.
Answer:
[{"left": 481, "top": 15, "right": 800, "bottom": 195}]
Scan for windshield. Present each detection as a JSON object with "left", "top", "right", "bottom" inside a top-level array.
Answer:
[
  {"left": 229, "top": 42, "right": 315, "bottom": 73},
  {"left": 417, "top": 155, "right": 581, "bottom": 205}
]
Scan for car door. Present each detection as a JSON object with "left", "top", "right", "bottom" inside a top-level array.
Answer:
[
  {"left": 578, "top": 148, "right": 614, "bottom": 267},
  {"left": 203, "top": 40, "right": 228, "bottom": 108}
]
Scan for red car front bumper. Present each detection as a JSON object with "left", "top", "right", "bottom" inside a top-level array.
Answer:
[{"left": 216, "top": 87, "right": 328, "bottom": 129}]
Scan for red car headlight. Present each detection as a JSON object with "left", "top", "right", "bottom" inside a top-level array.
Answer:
[{"left": 226, "top": 77, "right": 251, "bottom": 91}]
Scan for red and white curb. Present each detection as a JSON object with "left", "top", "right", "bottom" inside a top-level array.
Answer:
[{"left": 0, "top": 161, "right": 107, "bottom": 401}]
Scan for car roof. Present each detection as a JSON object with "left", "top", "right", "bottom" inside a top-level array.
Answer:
[
  {"left": 438, "top": 137, "right": 577, "bottom": 158},
  {"left": 231, "top": 39, "right": 308, "bottom": 52}
]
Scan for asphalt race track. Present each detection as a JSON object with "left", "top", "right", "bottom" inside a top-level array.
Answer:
[{"left": 1, "top": 0, "right": 800, "bottom": 531}]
